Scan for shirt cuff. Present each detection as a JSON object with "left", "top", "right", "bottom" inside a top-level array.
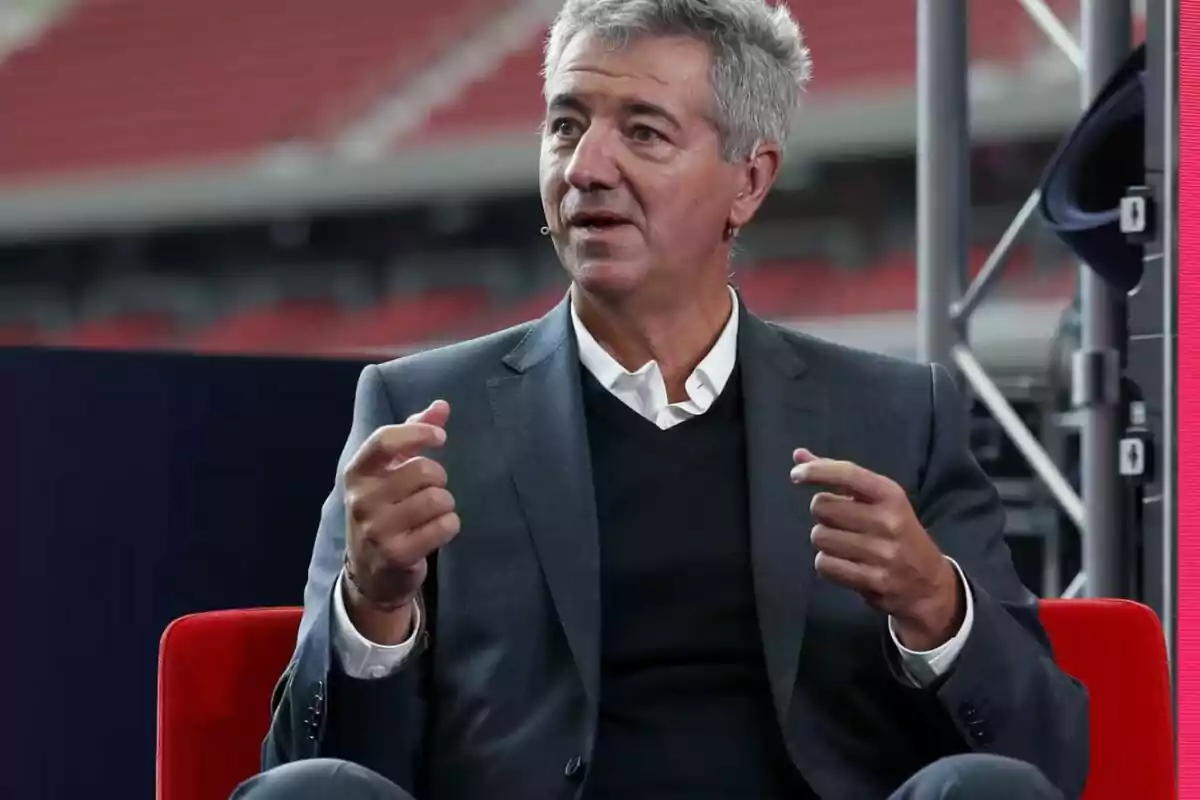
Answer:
[
  {"left": 330, "top": 569, "right": 421, "bottom": 680},
  {"left": 887, "top": 557, "right": 975, "bottom": 687}
]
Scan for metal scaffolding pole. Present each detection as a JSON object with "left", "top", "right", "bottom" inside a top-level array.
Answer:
[
  {"left": 1076, "top": 0, "right": 1130, "bottom": 598},
  {"left": 916, "top": 0, "right": 968, "bottom": 367},
  {"left": 1161, "top": 0, "right": 1179, "bottom": 683},
  {"left": 916, "top": 0, "right": 1135, "bottom": 600}
]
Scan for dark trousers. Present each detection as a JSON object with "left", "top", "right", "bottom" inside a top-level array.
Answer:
[{"left": 231, "top": 753, "right": 1065, "bottom": 800}]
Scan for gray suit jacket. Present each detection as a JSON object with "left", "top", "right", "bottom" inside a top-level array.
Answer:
[{"left": 263, "top": 295, "right": 1089, "bottom": 800}]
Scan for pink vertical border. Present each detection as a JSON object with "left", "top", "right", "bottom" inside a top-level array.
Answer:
[{"left": 1180, "top": 0, "right": 1199, "bottom": 796}]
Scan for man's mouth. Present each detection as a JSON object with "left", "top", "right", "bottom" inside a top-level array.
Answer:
[{"left": 569, "top": 212, "right": 632, "bottom": 229}]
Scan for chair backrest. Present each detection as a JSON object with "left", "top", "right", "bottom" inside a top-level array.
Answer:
[
  {"left": 1039, "top": 598, "right": 1175, "bottom": 800},
  {"left": 157, "top": 607, "right": 302, "bottom": 800},
  {"left": 156, "top": 600, "right": 1174, "bottom": 800}
]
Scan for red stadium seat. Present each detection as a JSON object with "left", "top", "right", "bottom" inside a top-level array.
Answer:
[
  {"left": 0, "top": 0, "right": 489, "bottom": 182},
  {"left": 47, "top": 311, "right": 176, "bottom": 350},
  {"left": 0, "top": 323, "right": 43, "bottom": 347},
  {"left": 448, "top": 285, "right": 567, "bottom": 340},
  {"left": 317, "top": 287, "right": 491, "bottom": 354},
  {"left": 184, "top": 300, "right": 344, "bottom": 355},
  {"left": 406, "top": 0, "right": 1081, "bottom": 144},
  {"left": 155, "top": 599, "right": 1172, "bottom": 800}
]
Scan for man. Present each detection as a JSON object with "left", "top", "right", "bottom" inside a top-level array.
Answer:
[{"left": 236, "top": 1, "right": 1089, "bottom": 798}]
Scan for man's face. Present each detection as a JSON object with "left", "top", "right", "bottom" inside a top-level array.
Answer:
[{"left": 539, "top": 33, "right": 744, "bottom": 300}]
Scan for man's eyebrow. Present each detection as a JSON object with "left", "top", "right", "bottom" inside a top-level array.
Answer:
[
  {"left": 623, "top": 100, "right": 681, "bottom": 131},
  {"left": 545, "top": 93, "right": 682, "bottom": 131},
  {"left": 546, "top": 93, "right": 588, "bottom": 115}
]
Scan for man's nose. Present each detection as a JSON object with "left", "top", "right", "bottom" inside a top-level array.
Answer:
[{"left": 564, "top": 127, "right": 620, "bottom": 192}]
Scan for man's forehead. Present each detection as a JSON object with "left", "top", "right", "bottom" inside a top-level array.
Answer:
[{"left": 545, "top": 32, "right": 713, "bottom": 113}]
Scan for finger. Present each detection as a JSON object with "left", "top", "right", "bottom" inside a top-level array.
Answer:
[
  {"left": 406, "top": 399, "right": 451, "bottom": 430},
  {"left": 793, "top": 448, "right": 818, "bottom": 464},
  {"left": 814, "top": 551, "right": 884, "bottom": 596},
  {"left": 809, "top": 492, "right": 879, "bottom": 533},
  {"left": 377, "top": 456, "right": 449, "bottom": 504},
  {"left": 790, "top": 458, "right": 896, "bottom": 503},
  {"left": 346, "top": 457, "right": 448, "bottom": 525},
  {"left": 382, "top": 485, "right": 456, "bottom": 535},
  {"left": 352, "top": 422, "right": 447, "bottom": 475},
  {"left": 810, "top": 524, "right": 890, "bottom": 566},
  {"left": 382, "top": 512, "right": 461, "bottom": 564}
]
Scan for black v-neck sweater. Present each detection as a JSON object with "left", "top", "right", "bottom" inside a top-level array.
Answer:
[{"left": 579, "top": 365, "right": 814, "bottom": 800}]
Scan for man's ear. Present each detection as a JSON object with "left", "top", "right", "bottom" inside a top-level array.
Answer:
[{"left": 727, "top": 142, "right": 783, "bottom": 231}]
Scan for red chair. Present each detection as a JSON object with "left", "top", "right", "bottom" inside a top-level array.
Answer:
[
  {"left": 1039, "top": 598, "right": 1175, "bottom": 800},
  {"left": 157, "top": 607, "right": 302, "bottom": 800},
  {"left": 156, "top": 599, "right": 1173, "bottom": 800}
]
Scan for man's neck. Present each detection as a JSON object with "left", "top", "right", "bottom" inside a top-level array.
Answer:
[{"left": 571, "top": 282, "right": 734, "bottom": 403}]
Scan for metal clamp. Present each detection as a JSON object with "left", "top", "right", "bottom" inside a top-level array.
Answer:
[
  {"left": 1070, "top": 348, "right": 1121, "bottom": 408},
  {"left": 1119, "top": 186, "right": 1156, "bottom": 243},
  {"left": 1121, "top": 400, "right": 1155, "bottom": 484},
  {"left": 1119, "top": 433, "right": 1155, "bottom": 483}
]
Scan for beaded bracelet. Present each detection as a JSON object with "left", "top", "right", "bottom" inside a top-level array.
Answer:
[{"left": 342, "top": 551, "right": 417, "bottom": 612}]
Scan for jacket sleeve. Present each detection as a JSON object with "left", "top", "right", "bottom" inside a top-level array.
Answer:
[
  {"left": 261, "top": 363, "right": 431, "bottom": 793},
  {"left": 911, "top": 363, "right": 1090, "bottom": 799}
]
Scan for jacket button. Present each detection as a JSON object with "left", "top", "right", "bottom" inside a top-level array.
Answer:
[
  {"left": 564, "top": 756, "right": 585, "bottom": 779},
  {"left": 969, "top": 721, "right": 993, "bottom": 745}
]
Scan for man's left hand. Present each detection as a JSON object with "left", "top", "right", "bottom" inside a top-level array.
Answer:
[{"left": 790, "top": 449, "right": 964, "bottom": 651}]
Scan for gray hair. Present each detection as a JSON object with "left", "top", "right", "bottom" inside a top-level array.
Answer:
[{"left": 543, "top": 0, "right": 813, "bottom": 161}]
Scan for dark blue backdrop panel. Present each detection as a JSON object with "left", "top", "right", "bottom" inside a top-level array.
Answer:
[{"left": 0, "top": 346, "right": 373, "bottom": 800}]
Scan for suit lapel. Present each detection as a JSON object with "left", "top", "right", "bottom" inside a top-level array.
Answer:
[
  {"left": 486, "top": 295, "right": 825, "bottom": 726},
  {"left": 738, "top": 309, "right": 828, "bottom": 725},
  {"left": 487, "top": 295, "right": 601, "bottom": 710}
]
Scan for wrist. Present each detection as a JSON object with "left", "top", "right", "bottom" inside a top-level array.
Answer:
[
  {"left": 341, "top": 571, "right": 418, "bottom": 645},
  {"left": 894, "top": 560, "right": 964, "bottom": 651}
]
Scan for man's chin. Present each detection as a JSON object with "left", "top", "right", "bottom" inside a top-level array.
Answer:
[{"left": 568, "top": 259, "right": 650, "bottom": 297}]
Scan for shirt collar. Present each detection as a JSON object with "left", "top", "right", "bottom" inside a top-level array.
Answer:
[{"left": 570, "top": 284, "right": 740, "bottom": 404}]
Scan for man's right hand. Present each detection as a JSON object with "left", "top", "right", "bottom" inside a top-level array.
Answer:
[{"left": 341, "top": 399, "right": 458, "bottom": 644}]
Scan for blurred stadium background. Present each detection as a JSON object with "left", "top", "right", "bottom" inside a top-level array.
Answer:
[{"left": 0, "top": 0, "right": 1149, "bottom": 596}]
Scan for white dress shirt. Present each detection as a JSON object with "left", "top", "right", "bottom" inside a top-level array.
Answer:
[{"left": 331, "top": 285, "right": 975, "bottom": 685}]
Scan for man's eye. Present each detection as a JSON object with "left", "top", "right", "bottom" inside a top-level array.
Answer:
[
  {"left": 629, "top": 125, "right": 663, "bottom": 143},
  {"left": 550, "top": 118, "right": 580, "bottom": 137}
]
